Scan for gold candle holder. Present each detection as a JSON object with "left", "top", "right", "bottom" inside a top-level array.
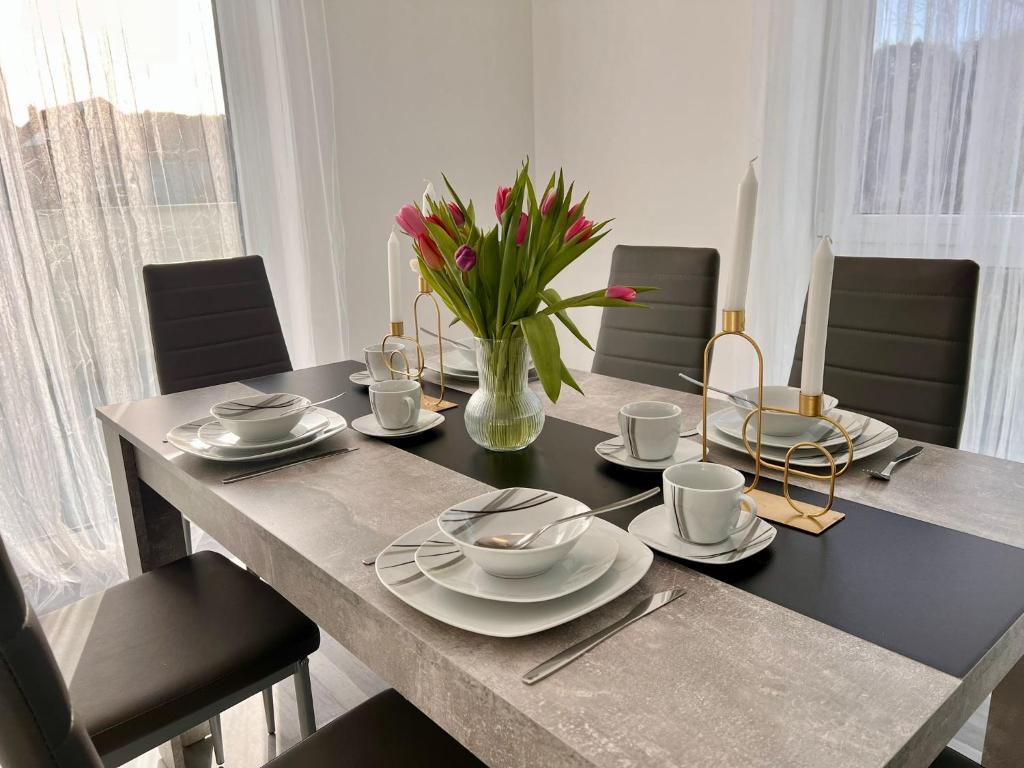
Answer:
[
  {"left": 701, "top": 310, "right": 851, "bottom": 532},
  {"left": 380, "top": 278, "right": 457, "bottom": 413}
]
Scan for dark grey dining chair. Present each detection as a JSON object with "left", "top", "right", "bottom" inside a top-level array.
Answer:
[
  {"left": 592, "top": 245, "right": 719, "bottom": 394},
  {"left": 0, "top": 534, "right": 483, "bottom": 768},
  {"left": 789, "top": 256, "right": 979, "bottom": 447},
  {"left": 143, "top": 254, "right": 293, "bottom": 395}
]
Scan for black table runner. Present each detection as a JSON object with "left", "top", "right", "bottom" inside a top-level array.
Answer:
[{"left": 247, "top": 360, "right": 1024, "bottom": 678}]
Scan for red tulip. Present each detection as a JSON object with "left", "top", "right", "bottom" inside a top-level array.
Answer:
[
  {"left": 425, "top": 213, "right": 454, "bottom": 239},
  {"left": 494, "top": 186, "right": 511, "bottom": 220},
  {"left": 540, "top": 189, "right": 556, "bottom": 216},
  {"left": 516, "top": 213, "right": 529, "bottom": 246},
  {"left": 447, "top": 202, "right": 465, "bottom": 226},
  {"left": 454, "top": 244, "right": 477, "bottom": 272},
  {"left": 605, "top": 285, "right": 637, "bottom": 302},
  {"left": 395, "top": 204, "right": 427, "bottom": 237},
  {"left": 564, "top": 217, "right": 593, "bottom": 243},
  {"left": 415, "top": 233, "right": 444, "bottom": 270}
]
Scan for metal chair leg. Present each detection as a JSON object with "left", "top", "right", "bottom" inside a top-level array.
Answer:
[
  {"left": 293, "top": 658, "right": 316, "bottom": 738},
  {"left": 209, "top": 714, "right": 225, "bottom": 765},
  {"left": 182, "top": 519, "right": 193, "bottom": 555},
  {"left": 262, "top": 687, "right": 276, "bottom": 734}
]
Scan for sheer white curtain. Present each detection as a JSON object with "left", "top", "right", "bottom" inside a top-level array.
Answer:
[
  {"left": 748, "top": 0, "right": 1024, "bottom": 461},
  {"left": 0, "top": 0, "right": 243, "bottom": 610}
]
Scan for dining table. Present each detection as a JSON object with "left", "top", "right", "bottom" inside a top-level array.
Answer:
[{"left": 97, "top": 358, "right": 1024, "bottom": 768}]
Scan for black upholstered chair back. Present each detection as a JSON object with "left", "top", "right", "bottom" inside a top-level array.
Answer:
[
  {"left": 143, "top": 255, "right": 292, "bottom": 395},
  {"left": 788, "top": 256, "right": 979, "bottom": 447},
  {"left": 593, "top": 245, "right": 719, "bottom": 393},
  {"left": 0, "top": 537, "right": 103, "bottom": 767}
]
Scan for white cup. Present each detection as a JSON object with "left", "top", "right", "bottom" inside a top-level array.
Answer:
[
  {"left": 369, "top": 379, "right": 421, "bottom": 430},
  {"left": 363, "top": 342, "right": 408, "bottom": 382},
  {"left": 662, "top": 462, "right": 758, "bottom": 544},
  {"left": 618, "top": 401, "right": 682, "bottom": 461}
]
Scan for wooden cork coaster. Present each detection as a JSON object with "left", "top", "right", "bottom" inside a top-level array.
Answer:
[{"left": 750, "top": 488, "right": 844, "bottom": 535}]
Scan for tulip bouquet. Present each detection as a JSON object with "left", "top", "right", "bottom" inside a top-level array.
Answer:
[{"left": 394, "top": 161, "right": 651, "bottom": 407}]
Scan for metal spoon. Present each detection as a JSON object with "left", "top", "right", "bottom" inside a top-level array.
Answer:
[
  {"left": 474, "top": 487, "right": 660, "bottom": 550},
  {"left": 677, "top": 373, "right": 758, "bottom": 409}
]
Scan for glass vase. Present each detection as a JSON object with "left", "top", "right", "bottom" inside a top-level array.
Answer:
[{"left": 464, "top": 335, "right": 545, "bottom": 451}]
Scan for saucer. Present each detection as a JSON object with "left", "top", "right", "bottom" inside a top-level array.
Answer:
[
  {"left": 594, "top": 437, "right": 702, "bottom": 470},
  {"left": 414, "top": 526, "right": 618, "bottom": 603},
  {"left": 197, "top": 411, "right": 328, "bottom": 449},
  {"left": 628, "top": 504, "right": 776, "bottom": 565},
  {"left": 349, "top": 370, "right": 374, "bottom": 387},
  {"left": 351, "top": 410, "right": 444, "bottom": 438}
]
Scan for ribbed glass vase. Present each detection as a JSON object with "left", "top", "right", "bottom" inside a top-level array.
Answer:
[{"left": 464, "top": 335, "right": 544, "bottom": 451}]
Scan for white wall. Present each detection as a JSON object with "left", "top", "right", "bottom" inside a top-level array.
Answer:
[
  {"left": 531, "top": 0, "right": 758, "bottom": 378},
  {"left": 327, "top": 0, "right": 535, "bottom": 356}
]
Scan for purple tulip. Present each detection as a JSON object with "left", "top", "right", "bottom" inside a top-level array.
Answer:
[
  {"left": 395, "top": 204, "right": 427, "bottom": 237},
  {"left": 454, "top": 244, "right": 477, "bottom": 272}
]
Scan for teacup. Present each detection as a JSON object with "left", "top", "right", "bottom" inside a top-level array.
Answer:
[
  {"left": 363, "top": 342, "right": 408, "bottom": 382},
  {"left": 662, "top": 462, "right": 757, "bottom": 544},
  {"left": 369, "top": 379, "right": 421, "bottom": 430},
  {"left": 618, "top": 401, "right": 682, "bottom": 461}
]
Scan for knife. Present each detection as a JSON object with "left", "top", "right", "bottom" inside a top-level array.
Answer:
[{"left": 521, "top": 588, "right": 686, "bottom": 685}]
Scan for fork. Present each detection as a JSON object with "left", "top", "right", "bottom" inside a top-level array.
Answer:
[{"left": 862, "top": 445, "right": 923, "bottom": 481}]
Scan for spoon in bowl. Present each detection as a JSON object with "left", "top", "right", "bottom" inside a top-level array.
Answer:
[{"left": 474, "top": 487, "right": 660, "bottom": 550}]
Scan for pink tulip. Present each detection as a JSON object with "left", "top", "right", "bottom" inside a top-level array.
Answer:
[
  {"left": 540, "top": 189, "right": 556, "bottom": 216},
  {"left": 568, "top": 202, "right": 583, "bottom": 220},
  {"left": 395, "top": 204, "right": 427, "bottom": 237},
  {"left": 415, "top": 233, "right": 445, "bottom": 270},
  {"left": 564, "top": 217, "right": 593, "bottom": 243},
  {"left": 454, "top": 244, "right": 477, "bottom": 272},
  {"left": 494, "top": 186, "right": 511, "bottom": 220},
  {"left": 448, "top": 202, "right": 465, "bottom": 226},
  {"left": 516, "top": 213, "right": 529, "bottom": 246},
  {"left": 605, "top": 285, "right": 637, "bottom": 302}
]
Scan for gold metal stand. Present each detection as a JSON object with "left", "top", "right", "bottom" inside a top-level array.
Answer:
[
  {"left": 380, "top": 277, "right": 458, "bottom": 413},
  {"left": 700, "top": 310, "right": 852, "bottom": 533}
]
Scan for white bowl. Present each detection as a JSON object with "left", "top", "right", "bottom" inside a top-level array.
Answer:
[
  {"left": 438, "top": 488, "right": 591, "bottom": 579},
  {"left": 210, "top": 393, "right": 310, "bottom": 442},
  {"left": 732, "top": 385, "right": 838, "bottom": 437}
]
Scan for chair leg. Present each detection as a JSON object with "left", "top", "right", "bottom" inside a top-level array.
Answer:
[
  {"left": 262, "top": 687, "right": 276, "bottom": 734},
  {"left": 209, "top": 714, "right": 225, "bottom": 765},
  {"left": 293, "top": 658, "right": 316, "bottom": 738},
  {"left": 182, "top": 519, "right": 193, "bottom": 555}
]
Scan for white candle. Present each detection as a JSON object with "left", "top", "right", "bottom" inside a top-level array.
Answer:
[
  {"left": 421, "top": 181, "right": 436, "bottom": 215},
  {"left": 800, "top": 237, "right": 836, "bottom": 396},
  {"left": 387, "top": 231, "right": 402, "bottom": 324},
  {"left": 722, "top": 161, "right": 758, "bottom": 311}
]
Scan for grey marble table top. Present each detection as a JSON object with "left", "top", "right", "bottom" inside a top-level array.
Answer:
[{"left": 98, "top": 365, "right": 1024, "bottom": 768}]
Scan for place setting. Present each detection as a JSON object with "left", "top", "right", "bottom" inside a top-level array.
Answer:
[{"left": 165, "top": 391, "right": 348, "bottom": 464}]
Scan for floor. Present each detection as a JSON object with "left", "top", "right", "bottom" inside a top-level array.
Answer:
[{"left": 57, "top": 527, "right": 988, "bottom": 767}]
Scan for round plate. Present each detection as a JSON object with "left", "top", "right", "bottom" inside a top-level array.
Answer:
[
  {"left": 714, "top": 408, "right": 869, "bottom": 450},
  {"left": 351, "top": 410, "right": 444, "bottom": 438},
  {"left": 349, "top": 371, "right": 374, "bottom": 387},
  {"left": 375, "top": 518, "right": 652, "bottom": 638},
  {"left": 425, "top": 355, "right": 478, "bottom": 380},
  {"left": 167, "top": 408, "right": 347, "bottom": 462},
  {"left": 701, "top": 410, "right": 898, "bottom": 467},
  {"left": 595, "top": 437, "right": 702, "bottom": 470},
  {"left": 197, "top": 411, "right": 328, "bottom": 450},
  {"left": 628, "top": 505, "right": 777, "bottom": 565},
  {"left": 414, "top": 526, "right": 618, "bottom": 603}
]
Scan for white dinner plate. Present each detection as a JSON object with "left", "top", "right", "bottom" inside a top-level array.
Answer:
[
  {"left": 714, "top": 408, "right": 870, "bottom": 450},
  {"left": 629, "top": 505, "right": 776, "bottom": 565},
  {"left": 700, "top": 410, "right": 898, "bottom": 467},
  {"left": 594, "top": 436, "right": 702, "bottom": 470},
  {"left": 350, "top": 410, "right": 444, "bottom": 438},
  {"left": 414, "top": 526, "right": 618, "bottom": 603},
  {"left": 424, "top": 355, "right": 479, "bottom": 381},
  {"left": 167, "top": 407, "right": 347, "bottom": 462},
  {"left": 349, "top": 371, "right": 374, "bottom": 387},
  {"left": 197, "top": 411, "right": 328, "bottom": 450},
  {"left": 375, "top": 519, "right": 652, "bottom": 637}
]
